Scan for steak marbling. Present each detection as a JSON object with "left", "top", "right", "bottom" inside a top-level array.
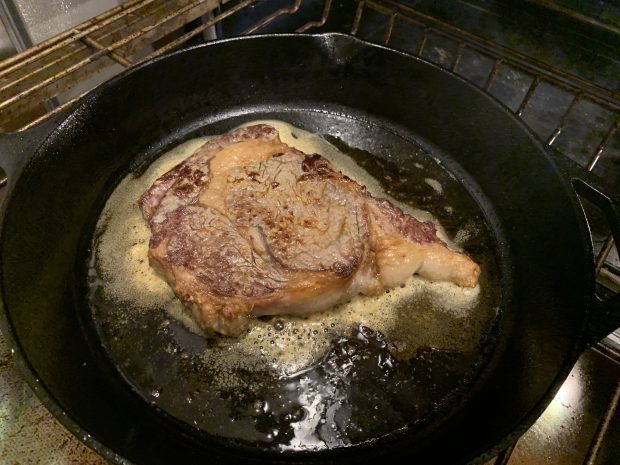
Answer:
[{"left": 139, "top": 125, "right": 480, "bottom": 335}]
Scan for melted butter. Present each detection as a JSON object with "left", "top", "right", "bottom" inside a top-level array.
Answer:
[
  {"left": 93, "top": 120, "right": 480, "bottom": 376},
  {"left": 95, "top": 137, "right": 208, "bottom": 333}
]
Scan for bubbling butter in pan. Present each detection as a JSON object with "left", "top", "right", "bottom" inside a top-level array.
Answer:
[{"left": 93, "top": 120, "right": 481, "bottom": 376}]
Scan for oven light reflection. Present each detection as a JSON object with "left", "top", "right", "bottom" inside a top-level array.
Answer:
[{"left": 544, "top": 358, "right": 584, "bottom": 427}]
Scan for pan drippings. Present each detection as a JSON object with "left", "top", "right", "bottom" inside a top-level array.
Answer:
[{"left": 88, "top": 120, "right": 500, "bottom": 450}]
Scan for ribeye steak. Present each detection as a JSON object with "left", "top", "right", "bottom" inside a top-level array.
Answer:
[{"left": 139, "top": 125, "right": 480, "bottom": 335}]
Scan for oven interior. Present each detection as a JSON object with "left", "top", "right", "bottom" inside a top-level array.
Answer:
[{"left": 0, "top": 1, "right": 619, "bottom": 464}]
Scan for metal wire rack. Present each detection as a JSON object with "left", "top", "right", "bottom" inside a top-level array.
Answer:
[
  {"left": 0, "top": 1, "right": 619, "bottom": 462},
  {"left": 347, "top": 0, "right": 620, "bottom": 291}
]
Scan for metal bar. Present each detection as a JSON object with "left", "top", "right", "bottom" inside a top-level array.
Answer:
[
  {"left": 136, "top": 0, "right": 255, "bottom": 63},
  {"left": 596, "top": 236, "right": 615, "bottom": 274},
  {"left": 92, "top": 0, "right": 171, "bottom": 44},
  {"left": 493, "top": 444, "right": 516, "bottom": 465},
  {"left": 296, "top": 0, "right": 332, "bottom": 33},
  {"left": 583, "top": 380, "right": 620, "bottom": 465},
  {"left": 587, "top": 119, "right": 620, "bottom": 170},
  {"left": 383, "top": 13, "right": 397, "bottom": 45},
  {"left": 107, "top": 0, "right": 226, "bottom": 59},
  {"left": 600, "top": 266, "right": 620, "bottom": 288},
  {"left": 17, "top": 91, "right": 87, "bottom": 131},
  {"left": 0, "top": 0, "right": 34, "bottom": 52},
  {"left": 0, "top": 0, "right": 218, "bottom": 113},
  {"left": 200, "top": 11, "right": 219, "bottom": 41},
  {"left": 0, "top": 0, "right": 216, "bottom": 89},
  {"left": 411, "top": 27, "right": 620, "bottom": 113},
  {"left": 242, "top": 0, "right": 303, "bottom": 35},
  {"left": 0, "top": 0, "right": 167, "bottom": 95},
  {"left": 368, "top": 0, "right": 620, "bottom": 109},
  {"left": 484, "top": 58, "right": 503, "bottom": 90},
  {"left": 400, "top": 26, "right": 620, "bottom": 114},
  {"left": 0, "top": 0, "right": 154, "bottom": 79},
  {"left": 1, "top": 0, "right": 215, "bottom": 122},
  {"left": 0, "top": 0, "right": 147, "bottom": 71},
  {"left": 87, "top": 1, "right": 172, "bottom": 56},
  {"left": 546, "top": 94, "right": 581, "bottom": 145},
  {"left": 512, "top": 68, "right": 617, "bottom": 112},
  {"left": 80, "top": 36, "right": 132, "bottom": 67},
  {"left": 603, "top": 262, "right": 620, "bottom": 278},
  {"left": 0, "top": 53, "right": 113, "bottom": 113},
  {"left": 451, "top": 43, "right": 465, "bottom": 71},
  {"left": 516, "top": 76, "right": 540, "bottom": 117},
  {"left": 350, "top": 1, "right": 366, "bottom": 35},
  {"left": 366, "top": 2, "right": 433, "bottom": 32},
  {"left": 417, "top": 28, "right": 429, "bottom": 55},
  {"left": 0, "top": 43, "right": 88, "bottom": 94},
  {"left": 595, "top": 341, "right": 620, "bottom": 363},
  {"left": 84, "top": 0, "right": 215, "bottom": 56}
]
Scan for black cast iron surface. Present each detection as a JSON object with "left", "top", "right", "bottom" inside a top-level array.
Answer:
[{"left": 0, "top": 33, "right": 618, "bottom": 464}]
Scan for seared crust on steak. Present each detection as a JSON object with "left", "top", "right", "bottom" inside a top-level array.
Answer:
[{"left": 139, "top": 125, "right": 480, "bottom": 335}]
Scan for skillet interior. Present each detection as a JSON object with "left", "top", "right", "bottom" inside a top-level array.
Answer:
[
  {"left": 0, "top": 34, "right": 592, "bottom": 464},
  {"left": 86, "top": 111, "right": 502, "bottom": 451}
]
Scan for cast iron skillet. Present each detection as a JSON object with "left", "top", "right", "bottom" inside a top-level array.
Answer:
[{"left": 0, "top": 33, "right": 619, "bottom": 465}]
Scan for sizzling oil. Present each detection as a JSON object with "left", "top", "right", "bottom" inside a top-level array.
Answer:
[{"left": 89, "top": 120, "right": 500, "bottom": 450}]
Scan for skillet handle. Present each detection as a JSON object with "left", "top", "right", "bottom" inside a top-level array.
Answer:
[
  {"left": 552, "top": 152, "right": 620, "bottom": 345},
  {"left": 0, "top": 113, "right": 68, "bottom": 187}
]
